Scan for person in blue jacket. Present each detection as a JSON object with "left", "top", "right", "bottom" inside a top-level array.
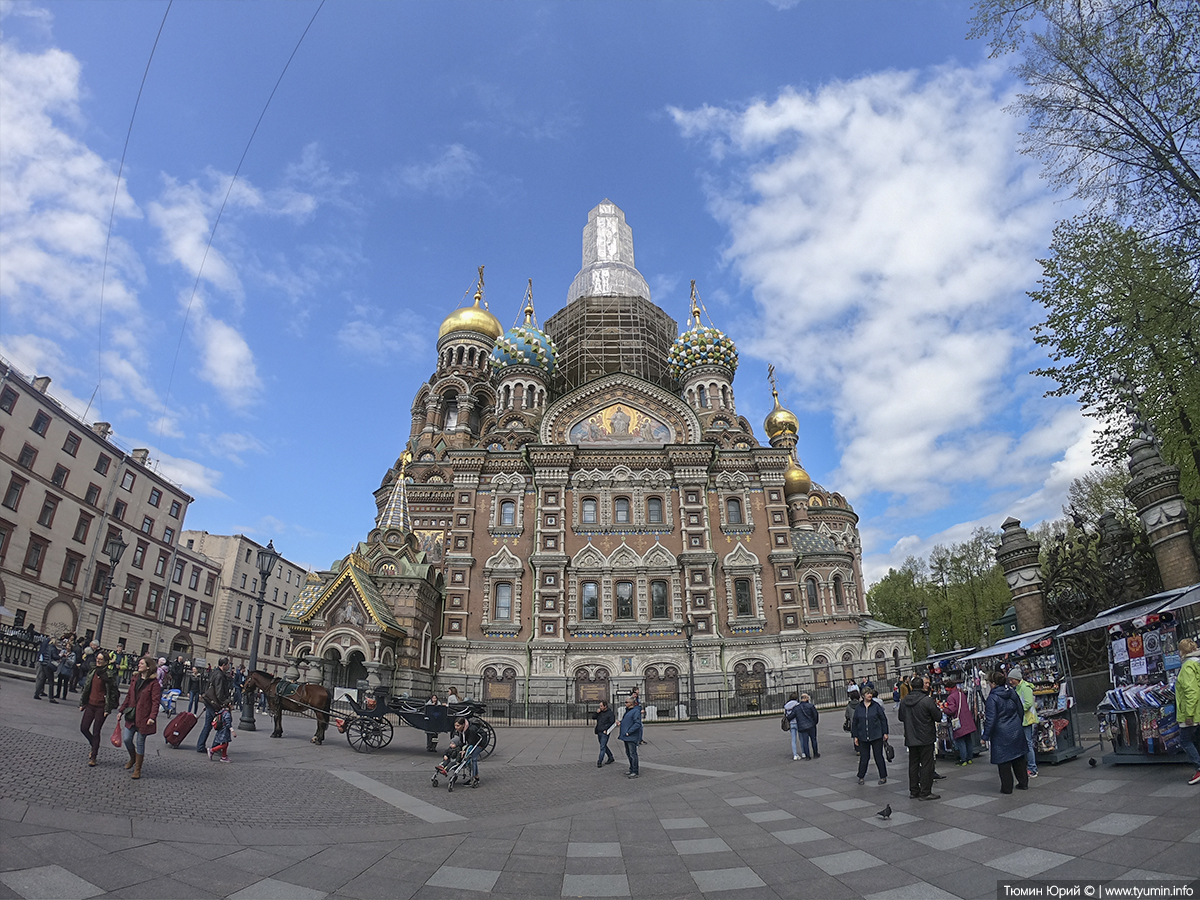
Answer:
[
  {"left": 982, "top": 670, "right": 1029, "bottom": 794},
  {"left": 618, "top": 695, "right": 643, "bottom": 778}
]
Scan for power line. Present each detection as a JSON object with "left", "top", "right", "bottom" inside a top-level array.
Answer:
[
  {"left": 86, "top": 0, "right": 174, "bottom": 424},
  {"left": 157, "top": 0, "right": 327, "bottom": 444}
]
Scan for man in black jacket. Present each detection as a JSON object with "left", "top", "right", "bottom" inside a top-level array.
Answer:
[
  {"left": 899, "top": 675, "right": 942, "bottom": 800},
  {"left": 33, "top": 634, "right": 60, "bottom": 702},
  {"left": 593, "top": 700, "right": 616, "bottom": 767},
  {"left": 195, "top": 658, "right": 231, "bottom": 754}
]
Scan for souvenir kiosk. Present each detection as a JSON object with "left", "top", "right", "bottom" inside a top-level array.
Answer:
[
  {"left": 923, "top": 648, "right": 984, "bottom": 761},
  {"left": 1062, "top": 583, "right": 1199, "bottom": 765},
  {"left": 959, "top": 625, "right": 1083, "bottom": 765}
]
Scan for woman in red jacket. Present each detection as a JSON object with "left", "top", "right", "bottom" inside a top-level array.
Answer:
[
  {"left": 118, "top": 656, "right": 161, "bottom": 780},
  {"left": 942, "top": 679, "right": 977, "bottom": 765}
]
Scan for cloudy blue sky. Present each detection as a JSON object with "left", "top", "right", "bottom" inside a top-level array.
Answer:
[{"left": 0, "top": 0, "right": 1094, "bottom": 581}]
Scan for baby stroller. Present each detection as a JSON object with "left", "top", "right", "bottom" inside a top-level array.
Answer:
[
  {"left": 431, "top": 730, "right": 484, "bottom": 793},
  {"left": 160, "top": 688, "right": 182, "bottom": 716}
]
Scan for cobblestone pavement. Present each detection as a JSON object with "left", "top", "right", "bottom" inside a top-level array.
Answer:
[{"left": 1, "top": 677, "right": 1198, "bottom": 899}]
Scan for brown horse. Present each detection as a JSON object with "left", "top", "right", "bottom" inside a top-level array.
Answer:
[{"left": 245, "top": 671, "right": 332, "bottom": 744}]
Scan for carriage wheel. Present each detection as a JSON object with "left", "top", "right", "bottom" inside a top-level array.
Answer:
[
  {"left": 345, "top": 719, "right": 372, "bottom": 753},
  {"left": 365, "top": 718, "right": 393, "bottom": 750},
  {"left": 431, "top": 775, "right": 438, "bottom": 787},
  {"left": 478, "top": 720, "right": 497, "bottom": 759}
]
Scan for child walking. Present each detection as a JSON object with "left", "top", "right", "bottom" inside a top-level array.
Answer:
[{"left": 209, "top": 704, "right": 234, "bottom": 762}]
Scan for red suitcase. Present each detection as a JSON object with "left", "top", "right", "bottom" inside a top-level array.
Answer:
[{"left": 164, "top": 711, "right": 197, "bottom": 748}]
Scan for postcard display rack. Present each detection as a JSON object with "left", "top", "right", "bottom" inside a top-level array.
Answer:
[
  {"left": 1098, "top": 610, "right": 1188, "bottom": 765},
  {"left": 1007, "top": 635, "right": 1082, "bottom": 765}
]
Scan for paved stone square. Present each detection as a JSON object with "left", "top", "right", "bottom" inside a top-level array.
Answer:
[{"left": 1, "top": 680, "right": 1197, "bottom": 899}]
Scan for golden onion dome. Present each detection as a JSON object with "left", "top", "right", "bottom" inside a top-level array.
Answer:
[
  {"left": 784, "top": 454, "right": 812, "bottom": 496},
  {"left": 438, "top": 272, "right": 503, "bottom": 341},
  {"left": 764, "top": 388, "right": 799, "bottom": 439}
]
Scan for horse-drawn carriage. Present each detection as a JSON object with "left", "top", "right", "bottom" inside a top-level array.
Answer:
[
  {"left": 338, "top": 695, "right": 497, "bottom": 758},
  {"left": 244, "top": 671, "right": 496, "bottom": 757}
]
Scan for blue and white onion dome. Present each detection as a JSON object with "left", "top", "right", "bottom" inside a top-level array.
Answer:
[
  {"left": 491, "top": 297, "right": 558, "bottom": 376},
  {"left": 668, "top": 288, "right": 738, "bottom": 381}
]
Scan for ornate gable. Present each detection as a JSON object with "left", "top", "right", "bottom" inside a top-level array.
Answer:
[{"left": 541, "top": 373, "right": 702, "bottom": 445}]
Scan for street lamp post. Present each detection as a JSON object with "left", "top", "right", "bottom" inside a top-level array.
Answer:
[
  {"left": 918, "top": 604, "right": 932, "bottom": 660},
  {"left": 240, "top": 540, "right": 279, "bottom": 732},
  {"left": 94, "top": 533, "right": 128, "bottom": 648},
  {"left": 683, "top": 616, "right": 698, "bottom": 721}
]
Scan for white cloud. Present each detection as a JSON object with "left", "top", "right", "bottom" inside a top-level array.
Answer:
[
  {"left": 200, "top": 431, "right": 267, "bottom": 466},
  {"left": 388, "top": 144, "right": 483, "bottom": 198},
  {"left": 184, "top": 296, "right": 261, "bottom": 408},
  {"left": 336, "top": 303, "right": 427, "bottom": 364},
  {"left": 672, "top": 64, "right": 1068, "bottom": 506},
  {"left": 142, "top": 446, "right": 227, "bottom": 499}
]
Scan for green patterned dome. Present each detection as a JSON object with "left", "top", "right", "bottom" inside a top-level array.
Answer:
[
  {"left": 491, "top": 292, "right": 558, "bottom": 376},
  {"left": 669, "top": 323, "right": 739, "bottom": 380}
]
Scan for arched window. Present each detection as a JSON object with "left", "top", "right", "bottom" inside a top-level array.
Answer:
[
  {"left": 581, "top": 498, "right": 598, "bottom": 525},
  {"left": 420, "top": 624, "right": 432, "bottom": 668},
  {"left": 734, "top": 578, "right": 752, "bottom": 617},
  {"left": 721, "top": 385, "right": 729, "bottom": 409},
  {"left": 581, "top": 582, "right": 599, "bottom": 620},
  {"left": 456, "top": 346, "right": 465, "bottom": 366},
  {"left": 500, "top": 500, "right": 516, "bottom": 526},
  {"left": 812, "top": 654, "right": 830, "bottom": 689},
  {"left": 616, "top": 581, "right": 634, "bottom": 619},
  {"left": 468, "top": 348, "right": 476, "bottom": 365},
  {"left": 697, "top": 385, "right": 708, "bottom": 408},
  {"left": 614, "top": 498, "right": 630, "bottom": 524},
  {"left": 833, "top": 575, "right": 845, "bottom": 607},
  {"left": 726, "top": 497, "right": 743, "bottom": 525},
  {"left": 805, "top": 578, "right": 819, "bottom": 611},
  {"left": 841, "top": 651, "right": 855, "bottom": 684},
  {"left": 650, "top": 580, "right": 668, "bottom": 619},
  {"left": 444, "top": 392, "right": 459, "bottom": 430},
  {"left": 502, "top": 385, "right": 511, "bottom": 409},
  {"left": 494, "top": 582, "right": 512, "bottom": 620},
  {"left": 647, "top": 497, "right": 663, "bottom": 524}
]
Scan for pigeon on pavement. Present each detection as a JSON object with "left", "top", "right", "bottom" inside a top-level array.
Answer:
[{"left": 877, "top": 804, "right": 892, "bottom": 820}]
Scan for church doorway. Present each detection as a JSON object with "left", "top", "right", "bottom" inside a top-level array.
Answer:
[{"left": 573, "top": 666, "right": 609, "bottom": 703}]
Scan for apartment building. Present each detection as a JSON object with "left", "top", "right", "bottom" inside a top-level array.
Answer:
[
  {"left": 181, "top": 531, "right": 306, "bottom": 675},
  {"left": 0, "top": 360, "right": 221, "bottom": 659}
]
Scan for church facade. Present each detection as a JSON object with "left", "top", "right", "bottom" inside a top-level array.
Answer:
[{"left": 283, "top": 201, "right": 910, "bottom": 705}]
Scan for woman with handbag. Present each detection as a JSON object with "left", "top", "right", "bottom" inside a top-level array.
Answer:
[
  {"left": 942, "top": 679, "right": 977, "bottom": 765},
  {"left": 117, "top": 657, "right": 161, "bottom": 780},
  {"left": 981, "top": 670, "right": 1028, "bottom": 794},
  {"left": 77, "top": 651, "right": 120, "bottom": 767},
  {"left": 851, "top": 686, "right": 890, "bottom": 784}
]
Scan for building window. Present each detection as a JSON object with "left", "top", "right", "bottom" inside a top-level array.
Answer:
[
  {"left": 170, "top": 560, "right": 183, "bottom": 584},
  {"left": 73, "top": 512, "right": 92, "bottom": 543},
  {"left": 148, "top": 488, "right": 161, "bottom": 507},
  {"left": 2, "top": 475, "right": 25, "bottom": 510},
  {"left": 154, "top": 553, "right": 168, "bottom": 577},
  {"left": 205, "top": 574, "right": 215, "bottom": 596},
  {"left": 120, "top": 470, "right": 136, "bottom": 491},
  {"left": 22, "top": 537, "right": 46, "bottom": 573},
  {"left": 91, "top": 564, "right": 109, "bottom": 595},
  {"left": 245, "top": 548, "right": 252, "bottom": 563},
  {"left": 169, "top": 500, "right": 181, "bottom": 518},
  {"left": 251, "top": 578, "right": 257, "bottom": 593},
  {"left": 182, "top": 599, "right": 194, "bottom": 622},
  {"left": 123, "top": 576, "right": 140, "bottom": 609},
  {"left": 112, "top": 499, "right": 126, "bottom": 521},
  {"left": 726, "top": 497, "right": 743, "bottom": 525},
  {"left": 17, "top": 443, "right": 37, "bottom": 469},
  {"left": 269, "top": 611, "right": 275, "bottom": 628},
  {"left": 61, "top": 553, "right": 82, "bottom": 586},
  {"left": 51, "top": 465, "right": 69, "bottom": 488},
  {"left": 614, "top": 498, "right": 630, "bottom": 524},
  {"left": 275, "top": 637, "right": 283, "bottom": 657},
  {"left": 273, "top": 587, "right": 278, "bottom": 601},
  {"left": 0, "top": 386, "right": 17, "bottom": 413},
  {"left": 37, "top": 494, "right": 58, "bottom": 527},
  {"left": 651, "top": 580, "right": 668, "bottom": 619},
  {"left": 141, "top": 515, "right": 154, "bottom": 534},
  {"left": 616, "top": 581, "right": 634, "bottom": 619},
  {"left": 147, "top": 586, "right": 160, "bottom": 614},
  {"left": 500, "top": 500, "right": 515, "bottom": 526},
  {"left": 581, "top": 498, "right": 597, "bottom": 525},
  {"left": 806, "top": 578, "right": 820, "bottom": 611},
  {"left": 198, "top": 605, "right": 210, "bottom": 629},
  {"left": 188, "top": 567, "right": 200, "bottom": 590},
  {"left": 647, "top": 497, "right": 663, "bottom": 524},
  {"left": 833, "top": 575, "right": 845, "bottom": 607},
  {"left": 84, "top": 483, "right": 101, "bottom": 506},
  {"left": 735, "top": 578, "right": 752, "bottom": 617},
  {"left": 235, "top": 600, "right": 243, "bottom": 618},
  {"left": 494, "top": 582, "right": 512, "bottom": 620},
  {"left": 132, "top": 541, "right": 146, "bottom": 568},
  {"left": 230, "top": 627, "right": 239, "bottom": 648},
  {"left": 165, "top": 593, "right": 178, "bottom": 618},
  {"left": 95, "top": 454, "right": 110, "bottom": 475},
  {"left": 581, "top": 582, "right": 599, "bottom": 620},
  {"left": 240, "top": 631, "right": 249, "bottom": 651},
  {"left": 163, "top": 527, "right": 174, "bottom": 545},
  {"left": 31, "top": 411, "right": 51, "bottom": 436}
]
